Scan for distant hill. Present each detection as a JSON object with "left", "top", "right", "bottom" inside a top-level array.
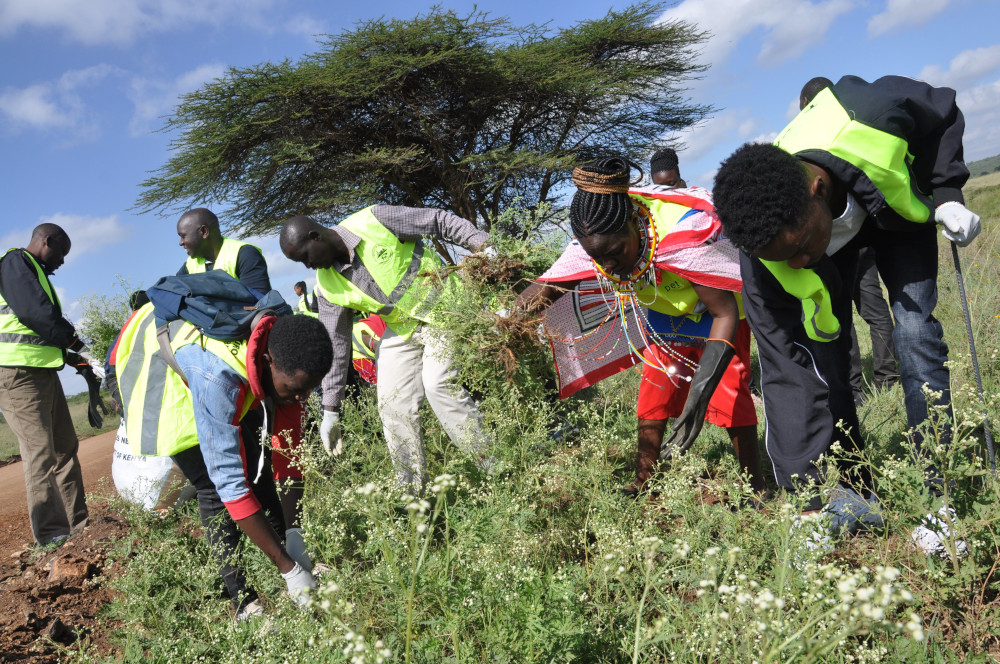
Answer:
[{"left": 967, "top": 153, "right": 1000, "bottom": 177}]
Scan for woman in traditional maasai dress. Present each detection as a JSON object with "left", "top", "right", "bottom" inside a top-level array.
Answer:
[{"left": 518, "top": 157, "right": 763, "bottom": 496}]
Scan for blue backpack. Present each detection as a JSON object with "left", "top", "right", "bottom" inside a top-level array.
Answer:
[{"left": 146, "top": 271, "right": 293, "bottom": 380}]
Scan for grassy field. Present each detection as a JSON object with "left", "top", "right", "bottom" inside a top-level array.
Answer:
[
  {"left": 0, "top": 390, "right": 116, "bottom": 461},
  {"left": 69, "top": 177, "right": 1000, "bottom": 663}
]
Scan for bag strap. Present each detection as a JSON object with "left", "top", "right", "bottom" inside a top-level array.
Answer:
[
  {"left": 156, "top": 324, "right": 188, "bottom": 383},
  {"left": 155, "top": 309, "right": 275, "bottom": 384}
]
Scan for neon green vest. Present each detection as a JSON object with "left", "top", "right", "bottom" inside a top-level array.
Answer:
[
  {"left": 776, "top": 87, "right": 932, "bottom": 224},
  {"left": 760, "top": 259, "right": 841, "bottom": 342},
  {"left": 185, "top": 237, "right": 261, "bottom": 277},
  {"left": 314, "top": 206, "right": 445, "bottom": 339},
  {"left": 765, "top": 85, "right": 934, "bottom": 343},
  {"left": 351, "top": 318, "right": 379, "bottom": 362},
  {"left": 0, "top": 249, "right": 64, "bottom": 368},
  {"left": 114, "top": 304, "right": 255, "bottom": 456},
  {"left": 296, "top": 293, "right": 319, "bottom": 318}
]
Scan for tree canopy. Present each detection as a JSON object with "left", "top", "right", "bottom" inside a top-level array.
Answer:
[{"left": 136, "top": 3, "right": 711, "bottom": 237}]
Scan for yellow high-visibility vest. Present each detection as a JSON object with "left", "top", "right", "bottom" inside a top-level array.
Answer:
[{"left": 0, "top": 249, "right": 64, "bottom": 368}]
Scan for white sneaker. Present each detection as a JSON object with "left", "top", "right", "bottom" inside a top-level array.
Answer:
[
  {"left": 236, "top": 599, "right": 265, "bottom": 622},
  {"left": 912, "top": 506, "right": 968, "bottom": 558}
]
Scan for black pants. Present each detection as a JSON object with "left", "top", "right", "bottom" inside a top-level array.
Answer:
[
  {"left": 848, "top": 247, "right": 898, "bottom": 395},
  {"left": 172, "top": 445, "right": 258, "bottom": 613}
]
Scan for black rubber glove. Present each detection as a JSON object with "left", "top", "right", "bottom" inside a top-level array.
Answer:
[
  {"left": 69, "top": 354, "right": 108, "bottom": 428},
  {"left": 660, "top": 339, "right": 736, "bottom": 460}
]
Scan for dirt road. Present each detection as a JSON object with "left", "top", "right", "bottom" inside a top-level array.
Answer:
[{"left": 0, "top": 429, "right": 116, "bottom": 553}]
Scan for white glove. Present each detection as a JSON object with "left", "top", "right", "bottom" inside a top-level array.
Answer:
[
  {"left": 280, "top": 561, "right": 316, "bottom": 607},
  {"left": 483, "top": 244, "right": 499, "bottom": 259},
  {"left": 78, "top": 350, "right": 106, "bottom": 380},
  {"left": 936, "top": 201, "right": 981, "bottom": 247},
  {"left": 284, "top": 527, "right": 313, "bottom": 573},
  {"left": 320, "top": 410, "right": 343, "bottom": 457}
]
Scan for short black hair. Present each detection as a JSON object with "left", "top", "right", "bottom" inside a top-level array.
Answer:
[
  {"left": 650, "top": 147, "right": 679, "bottom": 174},
  {"left": 713, "top": 142, "right": 811, "bottom": 253},
  {"left": 294, "top": 281, "right": 306, "bottom": 290},
  {"left": 569, "top": 156, "right": 635, "bottom": 238},
  {"left": 799, "top": 76, "right": 834, "bottom": 110},
  {"left": 267, "top": 314, "right": 333, "bottom": 380},
  {"left": 129, "top": 290, "right": 149, "bottom": 311}
]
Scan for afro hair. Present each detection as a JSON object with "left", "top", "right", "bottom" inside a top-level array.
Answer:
[
  {"left": 713, "top": 142, "right": 812, "bottom": 253},
  {"left": 267, "top": 314, "right": 333, "bottom": 381}
]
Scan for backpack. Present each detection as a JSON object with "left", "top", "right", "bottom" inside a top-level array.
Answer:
[{"left": 146, "top": 271, "right": 293, "bottom": 381}]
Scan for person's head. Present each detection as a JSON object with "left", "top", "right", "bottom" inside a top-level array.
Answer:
[
  {"left": 129, "top": 290, "right": 149, "bottom": 311},
  {"left": 176, "top": 208, "right": 222, "bottom": 260},
  {"left": 262, "top": 314, "right": 333, "bottom": 405},
  {"left": 714, "top": 142, "right": 833, "bottom": 269},
  {"left": 280, "top": 215, "right": 344, "bottom": 270},
  {"left": 799, "top": 76, "right": 834, "bottom": 110},
  {"left": 569, "top": 157, "right": 644, "bottom": 278},
  {"left": 650, "top": 148, "right": 686, "bottom": 188},
  {"left": 293, "top": 281, "right": 306, "bottom": 296},
  {"left": 26, "top": 223, "right": 71, "bottom": 274}
]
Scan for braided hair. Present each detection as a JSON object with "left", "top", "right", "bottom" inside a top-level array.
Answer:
[
  {"left": 650, "top": 148, "right": 679, "bottom": 174},
  {"left": 569, "top": 157, "right": 637, "bottom": 238}
]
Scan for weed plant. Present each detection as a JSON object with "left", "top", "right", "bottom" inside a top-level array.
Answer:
[{"left": 73, "top": 194, "right": 1000, "bottom": 662}]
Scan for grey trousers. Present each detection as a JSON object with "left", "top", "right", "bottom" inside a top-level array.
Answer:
[
  {"left": 375, "top": 325, "right": 491, "bottom": 490},
  {"left": 0, "top": 366, "right": 88, "bottom": 544}
]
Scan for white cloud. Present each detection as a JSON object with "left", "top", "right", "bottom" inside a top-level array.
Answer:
[
  {"left": 674, "top": 110, "right": 762, "bottom": 163},
  {"left": 284, "top": 13, "right": 327, "bottom": 42},
  {"left": 785, "top": 98, "right": 802, "bottom": 120},
  {"left": 0, "top": 213, "right": 132, "bottom": 260},
  {"left": 128, "top": 63, "right": 227, "bottom": 136},
  {"left": 0, "top": 64, "right": 121, "bottom": 138},
  {"left": 868, "top": 0, "right": 950, "bottom": 37},
  {"left": 918, "top": 44, "right": 1000, "bottom": 91},
  {"left": 956, "top": 77, "right": 1000, "bottom": 161},
  {"left": 0, "top": 0, "right": 273, "bottom": 46},
  {"left": 0, "top": 0, "right": 325, "bottom": 46},
  {"left": 658, "top": 0, "right": 854, "bottom": 67}
]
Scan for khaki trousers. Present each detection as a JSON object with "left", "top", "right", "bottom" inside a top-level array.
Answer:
[
  {"left": 375, "top": 325, "right": 491, "bottom": 490},
  {"left": 0, "top": 366, "right": 88, "bottom": 544}
]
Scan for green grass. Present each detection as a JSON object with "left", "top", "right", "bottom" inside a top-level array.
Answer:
[
  {"left": 66, "top": 193, "right": 1000, "bottom": 663},
  {"left": 0, "top": 390, "right": 117, "bottom": 461}
]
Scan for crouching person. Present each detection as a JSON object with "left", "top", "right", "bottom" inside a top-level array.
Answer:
[{"left": 110, "top": 306, "right": 332, "bottom": 614}]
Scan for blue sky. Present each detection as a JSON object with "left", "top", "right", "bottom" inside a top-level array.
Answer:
[{"left": 1, "top": 0, "right": 998, "bottom": 395}]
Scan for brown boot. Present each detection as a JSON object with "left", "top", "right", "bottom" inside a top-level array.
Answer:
[{"left": 623, "top": 419, "right": 667, "bottom": 497}]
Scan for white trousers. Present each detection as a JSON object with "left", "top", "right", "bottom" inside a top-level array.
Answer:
[{"left": 376, "top": 325, "right": 490, "bottom": 489}]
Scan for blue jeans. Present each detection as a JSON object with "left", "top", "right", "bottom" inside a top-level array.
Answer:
[{"left": 844, "top": 224, "right": 950, "bottom": 446}]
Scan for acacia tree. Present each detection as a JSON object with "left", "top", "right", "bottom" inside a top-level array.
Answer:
[{"left": 137, "top": 3, "right": 711, "bottom": 238}]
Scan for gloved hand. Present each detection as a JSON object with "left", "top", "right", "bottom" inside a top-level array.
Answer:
[
  {"left": 78, "top": 349, "right": 106, "bottom": 380},
  {"left": 68, "top": 353, "right": 109, "bottom": 428},
  {"left": 320, "top": 410, "right": 343, "bottom": 457},
  {"left": 660, "top": 339, "right": 736, "bottom": 460},
  {"left": 280, "top": 561, "right": 316, "bottom": 607},
  {"left": 483, "top": 244, "right": 499, "bottom": 259},
  {"left": 284, "top": 527, "right": 313, "bottom": 573},
  {"left": 935, "top": 201, "right": 981, "bottom": 247}
]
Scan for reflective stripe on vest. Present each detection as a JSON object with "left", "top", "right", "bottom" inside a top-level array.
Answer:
[
  {"left": 114, "top": 304, "right": 254, "bottom": 456},
  {"left": 314, "top": 206, "right": 444, "bottom": 339},
  {"left": 0, "top": 248, "right": 64, "bottom": 368},
  {"left": 775, "top": 87, "right": 932, "bottom": 224},
  {"left": 760, "top": 260, "right": 840, "bottom": 342},
  {"left": 185, "top": 237, "right": 261, "bottom": 277}
]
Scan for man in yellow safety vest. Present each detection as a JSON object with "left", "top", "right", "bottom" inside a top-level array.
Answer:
[
  {"left": 280, "top": 206, "right": 496, "bottom": 490},
  {"left": 0, "top": 223, "right": 104, "bottom": 546}
]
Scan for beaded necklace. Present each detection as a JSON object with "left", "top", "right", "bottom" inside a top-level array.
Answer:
[{"left": 589, "top": 201, "right": 700, "bottom": 385}]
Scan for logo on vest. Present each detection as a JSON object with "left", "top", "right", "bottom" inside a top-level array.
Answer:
[
  {"left": 227, "top": 341, "right": 241, "bottom": 358},
  {"left": 373, "top": 246, "right": 391, "bottom": 264}
]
